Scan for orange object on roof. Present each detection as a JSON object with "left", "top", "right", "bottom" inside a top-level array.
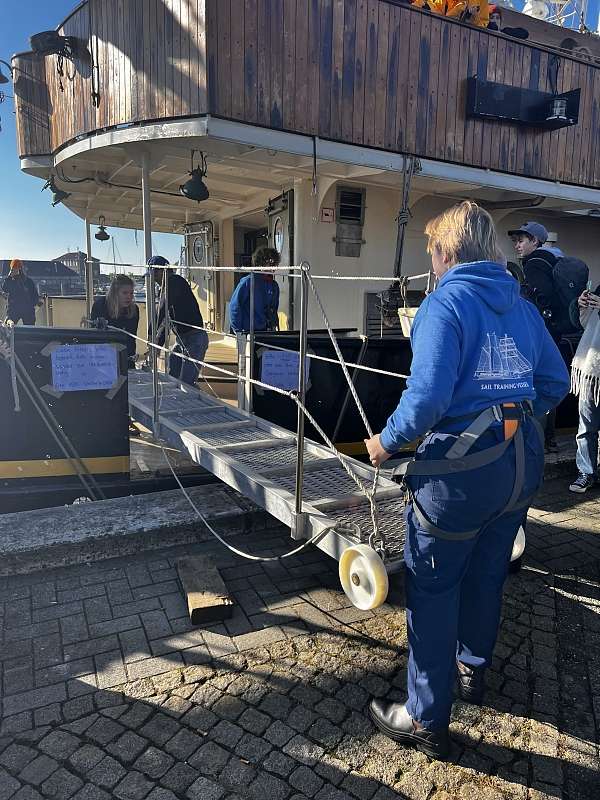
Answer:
[
  {"left": 411, "top": 0, "right": 447, "bottom": 15},
  {"left": 446, "top": 0, "right": 490, "bottom": 27}
]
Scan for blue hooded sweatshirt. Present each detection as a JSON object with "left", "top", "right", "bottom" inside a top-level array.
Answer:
[
  {"left": 229, "top": 274, "right": 280, "bottom": 333},
  {"left": 379, "top": 261, "right": 570, "bottom": 453}
]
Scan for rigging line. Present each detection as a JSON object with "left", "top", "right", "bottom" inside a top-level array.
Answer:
[
  {"left": 168, "top": 318, "right": 410, "bottom": 380},
  {"left": 116, "top": 259, "right": 387, "bottom": 547},
  {"left": 114, "top": 327, "right": 376, "bottom": 500},
  {"left": 14, "top": 357, "right": 105, "bottom": 501},
  {"left": 156, "top": 385, "right": 330, "bottom": 562},
  {"left": 301, "top": 263, "right": 383, "bottom": 552},
  {"left": 96, "top": 259, "right": 431, "bottom": 283}
]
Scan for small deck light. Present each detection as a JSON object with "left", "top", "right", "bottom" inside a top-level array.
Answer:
[
  {"left": 547, "top": 97, "right": 568, "bottom": 122},
  {"left": 95, "top": 216, "right": 110, "bottom": 242},
  {"left": 180, "top": 151, "right": 209, "bottom": 202},
  {"left": 42, "top": 176, "right": 70, "bottom": 207}
]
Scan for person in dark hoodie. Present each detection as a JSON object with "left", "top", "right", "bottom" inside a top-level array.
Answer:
[
  {"left": 364, "top": 202, "right": 569, "bottom": 760},
  {"left": 1, "top": 259, "right": 43, "bottom": 325},
  {"left": 509, "top": 221, "right": 563, "bottom": 451},
  {"left": 229, "top": 247, "right": 280, "bottom": 334},
  {"left": 148, "top": 256, "right": 208, "bottom": 386}
]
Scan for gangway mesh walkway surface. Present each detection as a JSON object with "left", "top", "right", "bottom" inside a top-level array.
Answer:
[{"left": 128, "top": 370, "right": 406, "bottom": 570}]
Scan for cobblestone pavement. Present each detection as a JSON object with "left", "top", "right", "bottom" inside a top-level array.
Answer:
[{"left": 0, "top": 475, "right": 599, "bottom": 800}]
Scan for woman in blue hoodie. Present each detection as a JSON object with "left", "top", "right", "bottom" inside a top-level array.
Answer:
[{"left": 365, "top": 202, "right": 569, "bottom": 759}]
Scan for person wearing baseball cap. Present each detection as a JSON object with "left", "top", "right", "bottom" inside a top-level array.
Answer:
[
  {"left": 508, "top": 222, "right": 548, "bottom": 250},
  {"left": 509, "top": 222, "right": 560, "bottom": 451}
]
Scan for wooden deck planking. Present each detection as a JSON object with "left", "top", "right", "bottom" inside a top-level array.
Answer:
[
  {"left": 318, "top": 0, "right": 334, "bottom": 137},
  {"left": 270, "top": 0, "right": 284, "bottom": 128},
  {"left": 293, "top": 0, "right": 309, "bottom": 134},
  {"left": 283, "top": 0, "right": 298, "bottom": 131},
  {"left": 352, "top": 0, "right": 368, "bottom": 145}
]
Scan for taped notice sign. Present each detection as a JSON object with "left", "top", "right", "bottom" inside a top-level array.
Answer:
[
  {"left": 260, "top": 350, "right": 310, "bottom": 392},
  {"left": 51, "top": 344, "right": 118, "bottom": 392}
]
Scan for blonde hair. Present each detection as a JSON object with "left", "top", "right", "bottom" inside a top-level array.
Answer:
[
  {"left": 106, "top": 275, "right": 136, "bottom": 319},
  {"left": 425, "top": 201, "right": 501, "bottom": 266}
]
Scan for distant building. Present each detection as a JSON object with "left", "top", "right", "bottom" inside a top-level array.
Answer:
[
  {"left": 54, "top": 251, "right": 100, "bottom": 280},
  {"left": 0, "top": 260, "right": 83, "bottom": 297}
]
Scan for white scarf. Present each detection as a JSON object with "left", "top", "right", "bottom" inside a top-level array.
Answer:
[{"left": 571, "top": 308, "right": 600, "bottom": 404}]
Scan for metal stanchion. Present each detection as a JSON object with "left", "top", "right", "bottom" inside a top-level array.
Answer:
[
  {"left": 141, "top": 151, "right": 159, "bottom": 434},
  {"left": 248, "top": 270, "right": 255, "bottom": 414},
  {"left": 84, "top": 219, "right": 94, "bottom": 322},
  {"left": 292, "top": 263, "right": 309, "bottom": 540},
  {"left": 163, "top": 268, "right": 170, "bottom": 377}
]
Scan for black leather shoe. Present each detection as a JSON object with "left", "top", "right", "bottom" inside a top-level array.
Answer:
[
  {"left": 457, "top": 662, "right": 486, "bottom": 705},
  {"left": 369, "top": 700, "right": 449, "bottom": 760}
]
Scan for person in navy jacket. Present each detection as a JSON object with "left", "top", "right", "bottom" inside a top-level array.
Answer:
[
  {"left": 229, "top": 247, "right": 280, "bottom": 333},
  {"left": 365, "top": 202, "right": 569, "bottom": 759}
]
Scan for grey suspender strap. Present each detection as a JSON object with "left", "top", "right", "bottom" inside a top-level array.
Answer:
[
  {"left": 408, "top": 495, "right": 482, "bottom": 541},
  {"left": 530, "top": 414, "right": 545, "bottom": 445},
  {"left": 393, "top": 437, "right": 512, "bottom": 479},
  {"left": 407, "top": 426, "right": 530, "bottom": 541},
  {"left": 443, "top": 406, "right": 501, "bottom": 460},
  {"left": 503, "top": 425, "right": 525, "bottom": 515}
]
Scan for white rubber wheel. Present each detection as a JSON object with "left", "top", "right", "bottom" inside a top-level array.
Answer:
[
  {"left": 339, "top": 544, "right": 389, "bottom": 610},
  {"left": 511, "top": 526, "right": 526, "bottom": 562}
]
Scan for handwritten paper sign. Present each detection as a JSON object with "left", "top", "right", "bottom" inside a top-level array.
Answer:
[
  {"left": 51, "top": 344, "right": 118, "bottom": 392},
  {"left": 260, "top": 350, "right": 310, "bottom": 392}
]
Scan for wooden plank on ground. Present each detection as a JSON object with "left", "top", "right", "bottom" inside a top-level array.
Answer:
[{"left": 177, "top": 556, "right": 235, "bottom": 625}]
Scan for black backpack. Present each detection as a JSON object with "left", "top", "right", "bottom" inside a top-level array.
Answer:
[
  {"left": 548, "top": 256, "right": 589, "bottom": 335},
  {"left": 523, "top": 251, "right": 588, "bottom": 336}
]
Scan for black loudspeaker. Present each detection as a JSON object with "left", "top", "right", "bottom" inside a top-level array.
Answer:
[{"left": 466, "top": 77, "right": 580, "bottom": 131}]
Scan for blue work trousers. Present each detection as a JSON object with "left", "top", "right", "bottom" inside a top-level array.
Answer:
[
  {"left": 404, "top": 420, "right": 544, "bottom": 731},
  {"left": 575, "top": 390, "right": 600, "bottom": 477},
  {"left": 170, "top": 330, "right": 209, "bottom": 386}
]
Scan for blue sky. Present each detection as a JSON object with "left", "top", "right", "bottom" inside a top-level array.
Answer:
[{"left": 1, "top": 0, "right": 599, "bottom": 270}]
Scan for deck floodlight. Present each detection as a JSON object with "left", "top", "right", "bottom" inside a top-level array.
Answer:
[
  {"left": 30, "top": 31, "right": 83, "bottom": 59},
  {"left": 42, "top": 176, "right": 70, "bottom": 207},
  {"left": 180, "top": 150, "right": 209, "bottom": 202},
  {"left": 95, "top": 216, "right": 110, "bottom": 242},
  {"left": 0, "top": 60, "right": 13, "bottom": 85}
]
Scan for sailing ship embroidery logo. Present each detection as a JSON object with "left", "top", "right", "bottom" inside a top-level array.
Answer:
[{"left": 474, "top": 333, "right": 532, "bottom": 380}]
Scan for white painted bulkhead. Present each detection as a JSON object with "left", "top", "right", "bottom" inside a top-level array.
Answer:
[{"left": 285, "top": 180, "right": 600, "bottom": 334}]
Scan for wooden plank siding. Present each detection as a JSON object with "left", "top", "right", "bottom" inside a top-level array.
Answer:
[
  {"left": 13, "top": 0, "right": 600, "bottom": 192},
  {"left": 13, "top": 54, "right": 52, "bottom": 158}
]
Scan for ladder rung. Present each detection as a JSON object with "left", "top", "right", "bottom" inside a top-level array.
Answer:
[
  {"left": 311, "top": 485, "right": 405, "bottom": 511},
  {"left": 215, "top": 436, "right": 295, "bottom": 453}
]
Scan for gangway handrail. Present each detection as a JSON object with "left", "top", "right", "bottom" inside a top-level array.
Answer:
[
  {"left": 95, "top": 259, "right": 431, "bottom": 283},
  {"left": 168, "top": 317, "right": 411, "bottom": 380}
]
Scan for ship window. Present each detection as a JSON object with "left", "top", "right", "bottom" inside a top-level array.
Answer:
[{"left": 334, "top": 186, "right": 366, "bottom": 258}]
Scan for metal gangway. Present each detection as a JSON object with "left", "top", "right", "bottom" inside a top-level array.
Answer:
[{"left": 128, "top": 368, "right": 406, "bottom": 610}]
